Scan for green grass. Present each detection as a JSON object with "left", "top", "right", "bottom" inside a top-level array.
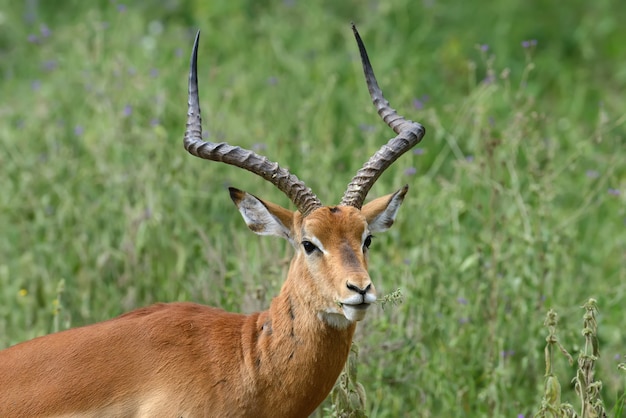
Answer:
[{"left": 1, "top": 0, "right": 625, "bottom": 416}]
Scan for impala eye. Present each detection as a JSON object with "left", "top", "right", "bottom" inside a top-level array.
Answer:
[
  {"left": 363, "top": 235, "right": 373, "bottom": 250},
  {"left": 301, "top": 240, "right": 318, "bottom": 255}
]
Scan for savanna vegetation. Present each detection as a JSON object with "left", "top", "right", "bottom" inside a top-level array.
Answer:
[{"left": 1, "top": 0, "right": 625, "bottom": 416}]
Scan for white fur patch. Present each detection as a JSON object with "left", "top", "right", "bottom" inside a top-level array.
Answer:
[
  {"left": 236, "top": 193, "right": 291, "bottom": 240},
  {"left": 368, "top": 190, "right": 405, "bottom": 232}
]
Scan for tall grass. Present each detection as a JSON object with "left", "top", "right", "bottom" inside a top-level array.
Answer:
[{"left": 1, "top": 0, "right": 625, "bottom": 416}]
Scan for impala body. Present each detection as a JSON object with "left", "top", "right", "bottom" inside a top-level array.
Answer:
[{"left": 0, "top": 24, "right": 424, "bottom": 417}]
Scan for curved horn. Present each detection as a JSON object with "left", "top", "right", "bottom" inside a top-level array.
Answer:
[
  {"left": 184, "top": 31, "right": 322, "bottom": 216},
  {"left": 340, "top": 24, "right": 426, "bottom": 209}
]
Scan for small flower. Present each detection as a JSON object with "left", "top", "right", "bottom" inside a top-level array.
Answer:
[
  {"left": 482, "top": 74, "right": 495, "bottom": 85},
  {"left": 465, "top": 155, "right": 474, "bottom": 162},
  {"left": 608, "top": 188, "right": 620, "bottom": 196},
  {"left": 42, "top": 60, "right": 57, "bottom": 72},
  {"left": 74, "top": 125, "right": 84, "bottom": 136},
  {"left": 27, "top": 34, "right": 39, "bottom": 43},
  {"left": 459, "top": 317, "right": 470, "bottom": 324},
  {"left": 117, "top": 4, "right": 127, "bottom": 12},
  {"left": 412, "top": 94, "right": 429, "bottom": 110},
  {"left": 585, "top": 170, "right": 600, "bottom": 179},
  {"left": 456, "top": 297, "right": 468, "bottom": 305},
  {"left": 404, "top": 167, "right": 417, "bottom": 176},
  {"left": 18, "top": 289, "right": 28, "bottom": 297},
  {"left": 413, "top": 148, "right": 424, "bottom": 155},
  {"left": 150, "top": 68, "right": 159, "bottom": 78},
  {"left": 123, "top": 104, "right": 132, "bottom": 117},
  {"left": 267, "top": 76, "right": 278, "bottom": 85},
  {"left": 521, "top": 39, "right": 537, "bottom": 49},
  {"left": 480, "top": 44, "right": 489, "bottom": 52},
  {"left": 40, "top": 24, "right": 52, "bottom": 38},
  {"left": 412, "top": 98, "right": 424, "bottom": 110},
  {"left": 252, "top": 143, "right": 267, "bottom": 151},
  {"left": 150, "top": 118, "right": 160, "bottom": 127},
  {"left": 31, "top": 80, "right": 41, "bottom": 91},
  {"left": 501, "top": 349, "right": 515, "bottom": 359}
]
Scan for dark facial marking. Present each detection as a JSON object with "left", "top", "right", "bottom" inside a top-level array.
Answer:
[
  {"left": 329, "top": 206, "right": 341, "bottom": 214},
  {"left": 340, "top": 241, "right": 362, "bottom": 269}
]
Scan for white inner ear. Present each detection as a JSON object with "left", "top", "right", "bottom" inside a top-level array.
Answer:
[
  {"left": 237, "top": 193, "right": 292, "bottom": 241},
  {"left": 368, "top": 191, "right": 405, "bottom": 233}
]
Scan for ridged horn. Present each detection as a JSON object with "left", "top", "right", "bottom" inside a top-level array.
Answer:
[
  {"left": 340, "top": 24, "right": 426, "bottom": 209},
  {"left": 183, "top": 31, "right": 322, "bottom": 216}
]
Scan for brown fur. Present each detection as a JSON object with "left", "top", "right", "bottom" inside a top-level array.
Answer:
[{"left": 0, "top": 188, "right": 406, "bottom": 417}]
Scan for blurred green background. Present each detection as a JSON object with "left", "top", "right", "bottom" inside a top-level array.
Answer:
[{"left": 1, "top": 0, "right": 625, "bottom": 416}]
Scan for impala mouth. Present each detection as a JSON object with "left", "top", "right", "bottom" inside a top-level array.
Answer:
[{"left": 341, "top": 302, "right": 370, "bottom": 310}]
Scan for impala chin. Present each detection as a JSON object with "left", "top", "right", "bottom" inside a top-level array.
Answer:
[{"left": 341, "top": 303, "right": 371, "bottom": 322}]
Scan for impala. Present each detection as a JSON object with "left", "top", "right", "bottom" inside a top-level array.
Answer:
[{"left": 0, "top": 24, "right": 424, "bottom": 417}]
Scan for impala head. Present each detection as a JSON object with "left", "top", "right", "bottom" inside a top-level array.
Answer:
[{"left": 184, "top": 24, "right": 425, "bottom": 328}]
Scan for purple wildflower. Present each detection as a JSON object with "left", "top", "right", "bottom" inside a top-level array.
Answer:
[
  {"left": 74, "top": 125, "right": 84, "bottom": 136},
  {"left": 480, "top": 44, "right": 489, "bottom": 52},
  {"left": 608, "top": 188, "right": 621, "bottom": 196},
  {"left": 501, "top": 350, "right": 515, "bottom": 359},
  {"left": 482, "top": 74, "right": 495, "bottom": 85},
  {"left": 123, "top": 104, "right": 132, "bottom": 117},
  {"left": 40, "top": 24, "right": 52, "bottom": 38},
  {"left": 522, "top": 39, "right": 537, "bottom": 49},
  {"left": 42, "top": 60, "right": 57, "bottom": 72},
  {"left": 27, "top": 34, "right": 39, "bottom": 44},
  {"left": 586, "top": 170, "right": 600, "bottom": 179},
  {"left": 413, "top": 148, "right": 424, "bottom": 155},
  {"left": 404, "top": 167, "right": 417, "bottom": 176}
]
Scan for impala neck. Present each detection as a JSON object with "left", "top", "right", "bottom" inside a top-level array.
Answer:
[{"left": 242, "top": 261, "right": 356, "bottom": 416}]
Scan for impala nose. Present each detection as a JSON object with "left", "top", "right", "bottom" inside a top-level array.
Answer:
[{"left": 346, "top": 282, "right": 371, "bottom": 296}]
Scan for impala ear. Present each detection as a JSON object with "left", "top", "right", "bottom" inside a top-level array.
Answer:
[
  {"left": 229, "top": 187, "right": 295, "bottom": 241},
  {"left": 361, "top": 185, "right": 408, "bottom": 233}
]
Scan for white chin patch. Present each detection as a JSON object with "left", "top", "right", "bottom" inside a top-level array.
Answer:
[
  {"left": 341, "top": 304, "right": 370, "bottom": 322},
  {"left": 319, "top": 304, "right": 370, "bottom": 329}
]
